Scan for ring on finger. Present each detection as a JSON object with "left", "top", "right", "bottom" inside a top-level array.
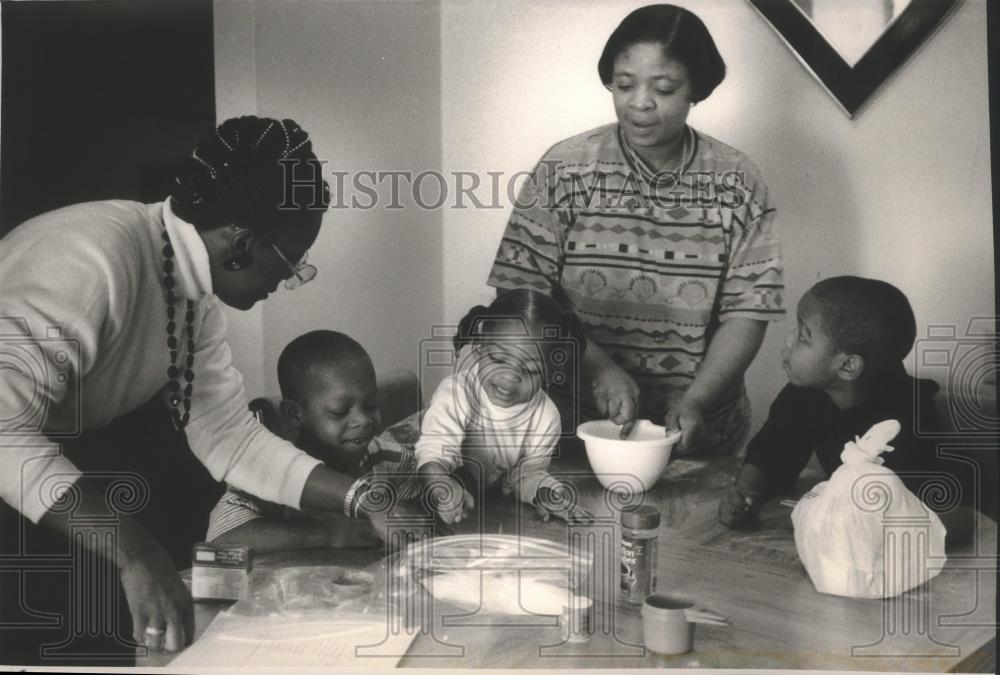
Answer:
[{"left": 144, "top": 626, "right": 165, "bottom": 650}]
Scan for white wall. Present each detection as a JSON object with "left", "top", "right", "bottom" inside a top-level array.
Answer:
[
  {"left": 217, "top": 0, "right": 992, "bottom": 431},
  {"left": 215, "top": 0, "right": 265, "bottom": 398},
  {"left": 440, "top": 0, "right": 994, "bottom": 434},
  {"left": 214, "top": 0, "right": 445, "bottom": 398}
]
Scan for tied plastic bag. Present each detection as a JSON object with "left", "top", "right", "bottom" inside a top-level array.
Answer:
[{"left": 791, "top": 420, "right": 947, "bottom": 599}]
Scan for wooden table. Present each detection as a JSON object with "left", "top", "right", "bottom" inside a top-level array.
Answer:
[{"left": 143, "top": 452, "right": 997, "bottom": 671}]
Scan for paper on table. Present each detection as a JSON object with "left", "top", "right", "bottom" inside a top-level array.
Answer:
[
  {"left": 170, "top": 614, "right": 416, "bottom": 667},
  {"left": 420, "top": 569, "right": 571, "bottom": 615}
]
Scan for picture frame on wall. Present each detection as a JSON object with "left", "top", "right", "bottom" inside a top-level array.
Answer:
[{"left": 746, "top": 0, "right": 963, "bottom": 117}]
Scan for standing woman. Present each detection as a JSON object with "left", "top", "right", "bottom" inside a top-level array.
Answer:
[
  {"left": 0, "top": 116, "right": 389, "bottom": 664},
  {"left": 488, "top": 5, "right": 785, "bottom": 456}
]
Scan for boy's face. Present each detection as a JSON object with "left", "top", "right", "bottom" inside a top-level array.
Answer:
[
  {"left": 781, "top": 293, "right": 844, "bottom": 389},
  {"left": 292, "top": 355, "right": 381, "bottom": 472}
]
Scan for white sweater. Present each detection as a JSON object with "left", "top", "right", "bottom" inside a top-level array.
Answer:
[
  {"left": 0, "top": 200, "right": 321, "bottom": 523},
  {"left": 414, "top": 348, "right": 562, "bottom": 504}
]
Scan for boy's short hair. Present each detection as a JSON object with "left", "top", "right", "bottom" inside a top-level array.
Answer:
[
  {"left": 277, "top": 330, "right": 370, "bottom": 401},
  {"left": 806, "top": 276, "right": 917, "bottom": 378}
]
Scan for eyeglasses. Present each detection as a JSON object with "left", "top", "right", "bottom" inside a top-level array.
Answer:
[{"left": 260, "top": 234, "right": 317, "bottom": 290}]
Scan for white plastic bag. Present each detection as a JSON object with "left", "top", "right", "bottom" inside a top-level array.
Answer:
[{"left": 791, "top": 420, "right": 947, "bottom": 599}]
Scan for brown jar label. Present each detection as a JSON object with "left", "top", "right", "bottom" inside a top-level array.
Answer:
[{"left": 620, "top": 537, "right": 657, "bottom": 604}]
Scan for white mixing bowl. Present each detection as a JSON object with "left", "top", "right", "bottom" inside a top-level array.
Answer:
[{"left": 577, "top": 420, "right": 682, "bottom": 493}]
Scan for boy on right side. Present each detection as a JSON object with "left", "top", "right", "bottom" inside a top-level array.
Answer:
[{"left": 719, "top": 276, "right": 977, "bottom": 543}]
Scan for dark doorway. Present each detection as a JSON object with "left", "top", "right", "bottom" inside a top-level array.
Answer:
[
  {"left": 0, "top": 0, "right": 216, "bottom": 234},
  {"left": 0, "top": 3, "right": 219, "bottom": 665}
]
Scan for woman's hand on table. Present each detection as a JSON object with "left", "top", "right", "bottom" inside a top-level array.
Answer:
[
  {"left": 117, "top": 520, "right": 194, "bottom": 652},
  {"left": 665, "top": 397, "right": 707, "bottom": 456},
  {"left": 590, "top": 360, "right": 640, "bottom": 437},
  {"left": 42, "top": 483, "right": 192, "bottom": 653}
]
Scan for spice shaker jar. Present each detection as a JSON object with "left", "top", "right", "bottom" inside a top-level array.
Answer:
[{"left": 620, "top": 504, "right": 660, "bottom": 604}]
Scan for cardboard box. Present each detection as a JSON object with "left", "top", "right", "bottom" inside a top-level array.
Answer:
[{"left": 190, "top": 543, "right": 251, "bottom": 601}]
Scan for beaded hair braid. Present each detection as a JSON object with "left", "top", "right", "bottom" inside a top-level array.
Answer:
[
  {"left": 171, "top": 115, "right": 331, "bottom": 233},
  {"left": 162, "top": 116, "right": 330, "bottom": 430}
]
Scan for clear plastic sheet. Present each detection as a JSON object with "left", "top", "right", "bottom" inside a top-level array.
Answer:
[
  {"left": 401, "top": 534, "right": 593, "bottom": 616},
  {"left": 171, "top": 559, "right": 418, "bottom": 667},
  {"left": 221, "top": 534, "right": 591, "bottom": 619},
  {"left": 172, "top": 535, "right": 594, "bottom": 666},
  {"left": 220, "top": 558, "right": 407, "bottom": 619}
]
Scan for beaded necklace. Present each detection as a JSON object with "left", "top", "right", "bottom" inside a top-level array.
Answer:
[{"left": 160, "top": 227, "right": 196, "bottom": 430}]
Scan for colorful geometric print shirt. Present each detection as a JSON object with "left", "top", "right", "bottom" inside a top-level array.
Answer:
[{"left": 488, "top": 124, "right": 785, "bottom": 421}]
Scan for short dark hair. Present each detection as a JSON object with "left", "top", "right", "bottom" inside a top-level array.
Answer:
[
  {"left": 455, "top": 288, "right": 586, "bottom": 353},
  {"left": 171, "top": 115, "right": 330, "bottom": 235},
  {"left": 806, "top": 276, "right": 917, "bottom": 378},
  {"left": 277, "top": 330, "right": 370, "bottom": 402},
  {"left": 598, "top": 4, "right": 725, "bottom": 103}
]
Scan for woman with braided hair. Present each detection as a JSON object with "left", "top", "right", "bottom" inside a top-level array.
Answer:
[{"left": 0, "top": 116, "right": 407, "bottom": 665}]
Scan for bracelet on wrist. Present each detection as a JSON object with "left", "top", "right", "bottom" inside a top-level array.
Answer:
[
  {"left": 343, "top": 477, "right": 372, "bottom": 519},
  {"left": 352, "top": 483, "right": 375, "bottom": 519}
]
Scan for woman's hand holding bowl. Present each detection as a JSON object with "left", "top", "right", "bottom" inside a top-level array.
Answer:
[{"left": 665, "top": 397, "right": 707, "bottom": 457}]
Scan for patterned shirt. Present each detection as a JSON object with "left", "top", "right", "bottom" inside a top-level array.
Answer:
[{"left": 488, "top": 124, "right": 785, "bottom": 421}]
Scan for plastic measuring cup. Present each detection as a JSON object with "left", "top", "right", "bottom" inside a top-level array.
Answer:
[{"left": 641, "top": 594, "right": 695, "bottom": 655}]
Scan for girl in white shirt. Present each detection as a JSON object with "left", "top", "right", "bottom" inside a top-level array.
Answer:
[{"left": 416, "top": 289, "right": 591, "bottom": 524}]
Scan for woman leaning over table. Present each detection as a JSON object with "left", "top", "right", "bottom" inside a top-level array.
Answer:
[
  {"left": 488, "top": 4, "right": 785, "bottom": 456},
  {"left": 0, "top": 116, "right": 399, "bottom": 664}
]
